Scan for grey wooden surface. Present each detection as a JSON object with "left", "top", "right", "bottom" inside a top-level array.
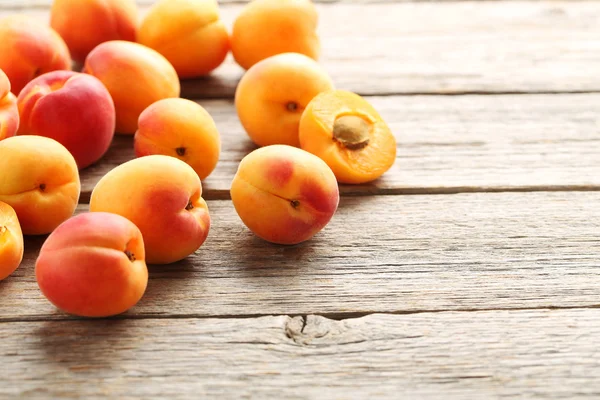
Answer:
[{"left": 1, "top": 1, "right": 599, "bottom": 399}]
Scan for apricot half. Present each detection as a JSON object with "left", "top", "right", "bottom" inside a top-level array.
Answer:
[
  {"left": 231, "top": 0, "right": 320, "bottom": 70},
  {"left": 36, "top": 212, "right": 148, "bottom": 317},
  {"left": 231, "top": 145, "right": 339, "bottom": 245},
  {"left": 90, "top": 155, "right": 211, "bottom": 264},
  {"left": 0, "top": 201, "right": 24, "bottom": 281},
  {"left": 138, "top": 0, "right": 230, "bottom": 78},
  {"left": 134, "top": 98, "right": 221, "bottom": 180},
  {"left": 299, "top": 90, "right": 397, "bottom": 184},
  {"left": 235, "top": 53, "right": 334, "bottom": 147}
]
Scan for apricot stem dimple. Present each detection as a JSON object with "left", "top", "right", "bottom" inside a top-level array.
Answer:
[
  {"left": 124, "top": 250, "right": 136, "bottom": 262},
  {"left": 286, "top": 102, "right": 298, "bottom": 112},
  {"left": 290, "top": 200, "right": 300, "bottom": 209},
  {"left": 186, "top": 200, "right": 194, "bottom": 210},
  {"left": 176, "top": 147, "right": 186, "bottom": 156},
  {"left": 333, "top": 115, "right": 370, "bottom": 150},
  {"left": 39, "top": 183, "right": 46, "bottom": 192}
]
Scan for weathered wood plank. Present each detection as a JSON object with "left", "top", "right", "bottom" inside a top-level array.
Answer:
[
  {"left": 2, "top": 309, "right": 600, "bottom": 399},
  {"left": 2, "top": 2, "right": 600, "bottom": 96},
  {"left": 79, "top": 94, "right": 600, "bottom": 202},
  {"left": 2, "top": 192, "right": 599, "bottom": 320}
]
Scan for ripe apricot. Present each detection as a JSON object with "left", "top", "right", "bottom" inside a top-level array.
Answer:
[
  {"left": 299, "top": 90, "right": 397, "bottom": 184},
  {"left": 138, "top": 0, "right": 230, "bottom": 78},
  {"left": 36, "top": 212, "right": 148, "bottom": 317},
  {"left": 0, "top": 69, "right": 19, "bottom": 140},
  {"left": 231, "top": 0, "right": 320, "bottom": 70},
  {"left": 0, "top": 201, "right": 24, "bottom": 281},
  {"left": 231, "top": 145, "right": 339, "bottom": 245},
  {"left": 50, "top": 0, "right": 138, "bottom": 64},
  {"left": 235, "top": 53, "right": 334, "bottom": 148},
  {"left": 0, "top": 15, "right": 71, "bottom": 94},
  {"left": 134, "top": 98, "right": 221, "bottom": 180}
]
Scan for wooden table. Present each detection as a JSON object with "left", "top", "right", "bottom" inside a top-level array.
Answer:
[{"left": 2, "top": 1, "right": 600, "bottom": 398}]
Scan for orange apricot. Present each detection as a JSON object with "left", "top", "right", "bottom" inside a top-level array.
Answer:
[
  {"left": 138, "top": 0, "right": 230, "bottom": 78},
  {"left": 231, "top": 0, "right": 320, "bottom": 70},
  {"left": 235, "top": 53, "right": 333, "bottom": 148},
  {"left": 0, "top": 15, "right": 71, "bottom": 95},
  {"left": 299, "top": 90, "right": 397, "bottom": 184},
  {"left": 0, "top": 69, "right": 19, "bottom": 140},
  {"left": 50, "top": 0, "right": 138, "bottom": 64},
  {"left": 231, "top": 145, "right": 339, "bottom": 245},
  {"left": 134, "top": 98, "right": 221, "bottom": 180},
  {"left": 0, "top": 201, "right": 24, "bottom": 281}
]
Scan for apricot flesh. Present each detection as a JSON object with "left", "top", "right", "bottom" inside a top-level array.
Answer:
[
  {"left": 0, "top": 15, "right": 71, "bottom": 94},
  {"left": 231, "top": 0, "right": 320, "bottom": 70},
  {"left": 51, "top": 0, "right": 138, "bottom": 64},
  {"left": 0, "top": 136, "right": 80, "bottom": 235},
  {"left": 0, "top": 69, "right": 19, "bottom": 140},
  {"left": 231, "top": 145, "right": 339, "bottom": 245},
  {"left": 35, "top": 212, "right": 148, "bottom": 317},
  {"left": 0, "top": 201, "right": 24, "bottom": 281},
  {"left": 138, "top": 0, "right": 230, "bottom": 78},
  {"left": 235, "top": 53, "right": 334, "bottom": 147},
  {"left": 134, "top": 98, "right": 221, "bottom": 180},
  {"left": 299, "top": 90, "right": 397, "bottom": 184},
  {"left": 89, "top": 155, "right": 211, "bottom": 264}
]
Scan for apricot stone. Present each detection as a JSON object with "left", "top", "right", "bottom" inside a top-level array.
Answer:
[
  {"left": 51, "top": 0, "right": 138, "bottom": 63},
  {"left": 139, "top": 0, "right": 230, "bottom": 78},
  {"left": 231, "top": 0, "right": 320, "bottom": 70},
  {"left": 0, "top": 136, "right": 80, "bottom": 235},
  {"left": 231, "top": 145, "right": 339, "bottom": 245},
  {"left": 135, "top": 98, "right": 221, "bottom": 180},
  {"left": 0, "top": 201, "right": 24, "bottom": 281},
  {"left": 83, "top": 41, "right": 180, "bottom": 134},
  {"left": 36, "top": 212, "right": 148, "bottom": 317},
  {"left": 0, "top": 15, "right": 71, "bottom": 94},
  {"left": 235, "top": 53, "right": 334, "bottom": 147},
  {"left": 17, "top": 71, "right": 116, "bottom": 169},
  {"left": 90, "top": 155, "right": 211, "bottom": 264}
]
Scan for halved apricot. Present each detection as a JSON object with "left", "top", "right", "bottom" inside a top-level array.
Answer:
[{"left": 299, "top": 90, "right": 397, "bottom": 184}]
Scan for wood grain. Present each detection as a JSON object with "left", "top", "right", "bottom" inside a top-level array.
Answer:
[
  {"left": 3, "top": 2, "right": 600, "bottom": 96},
  {"left": 2, "top": 309, "right": 600, "bottom": 398},
  {"left": 79, "top": 93, "right": 600, "bottom": 202},
  {"left": 2, "top": 192, "right": 599, "bottom": 321}
]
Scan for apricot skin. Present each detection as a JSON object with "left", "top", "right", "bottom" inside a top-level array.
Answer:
[
  {"left": 51, "top": 0, "right": 138, "bottom": 64},
  {"left": 17, "top": 71, "right": 116, "bottom": 169},
  {"left": 89, "top": 155, "right": 211, "bottom": 265},
  {"left": 35, "top": 212, "right": 148, "bottom": 318},
  {"left": 138, "top": 0, "right": 230, "bottom": 78},
  {"left": 83, "top": 41, "right": 180, "bottom": 135},
  {"left": 0, "top": 16, "right": 71, "bottom": 95},
  {"left": 0, "top": 69, "right": 19, "bottom": 140},
  {"left": 235, "top": 53, "right": 334, "bottom": 148},
  {"left": 0, "top": 136, "right": 80, "bottom": 235},
  {"left": 134, "top": 98, "right": 221, "bottom": 180},
  {"left": 231, "top": 145, "right": 339, "bottom": 245},
  {"left": 231, "top": 0, "right": 320, "bottom": 70},
  {"left": 0, "top": 201, "right": 24, "bottom": 281}
]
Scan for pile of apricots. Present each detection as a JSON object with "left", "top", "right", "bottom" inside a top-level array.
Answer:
[{"left": 0, "top": 0, "right": 397, "bottom": 318}]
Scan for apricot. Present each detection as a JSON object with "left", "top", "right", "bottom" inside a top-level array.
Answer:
[
  {"left": 50, "top": 0, "right": 138, "bottom": 64},
  {"left": 90, "top": 155, "right": 211, "bottom": 264},
  {"left": 299, "top": 90, "right": 397, "bottom": 184},
  {"left": 0, "top": 16, "right": 71, "bottom": 95},
  {"left": 36, "top": 212, "right": 148, "bottom": 317},
  {"left": 0, "top": 136, "right": 80, "bottom": 235},
  {"left": 134, "top": 98, "right": 221, "bottom": 180},
  {"left": 17, "top": 71, "right": 116, "bottom": 169},
  {"left": 231, "top": 145, "right": 339, "bottom": 245},
  {"left": 231, "top": 0, "right": 320, "bottom": 70},
  {"left": 83, "top": 41, "right": 180, "bottom": 134},
  {"left": 138, "top": 0, "right": 229, "bottom": 78},
  {"left": 0, "top": 202, "right": 24, "bottom": 281},
  {"left": 0, "top": 69, "right": 19, "bottom": 141},
  {"left": 235, "top": 53, "right": 334, "bottom": 148}
]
